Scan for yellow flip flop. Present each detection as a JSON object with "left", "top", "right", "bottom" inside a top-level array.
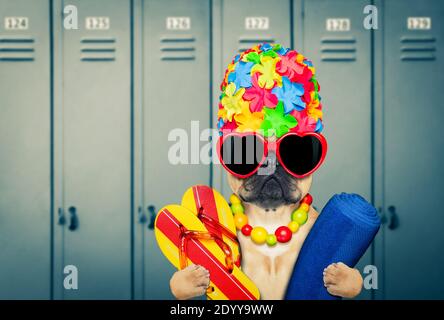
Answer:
[
  {"left": 181, "top": 185, "right": 241, "bottom": 268},
  {"left": 155, "top": 203, "right": 260, "bottom": 300}
]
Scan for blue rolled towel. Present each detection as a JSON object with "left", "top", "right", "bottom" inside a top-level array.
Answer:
[{"left": 284, "top": 193, "right": 381, "bottom": 300}]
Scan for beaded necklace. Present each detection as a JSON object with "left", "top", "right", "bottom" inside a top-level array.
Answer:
[{"left": 229, "top": 193, "right": 313, "bottom": 246}]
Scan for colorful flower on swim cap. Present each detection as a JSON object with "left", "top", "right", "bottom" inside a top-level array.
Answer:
[
  {"left": 243, "top": 73, "right": 278, "bottom": 112},
  {"left": 234, "top": 104, "right": 264, "bottom": 132},
  {"left": 261, "top": 102, "right": 298, "bottom": 137},
  {"left": 228, "top": 61, "right": 254, "bottom": 89},
  {"left": 276, "top": 51, "right": 305, "bottom": 80},
  {"left": 291, "top": 109, "right": 318, "bottom": 133},
  {"left": 218, "top": 83, "right": 249, "bottom": 121},
  {"left": 251, "top": 55, "right": 282, "bottom": 89},
  {"left": 271, "top": 76, "right": 305, "bottom": 113},
  {"left": 217, "top": 43, "right": 323, "bottom": 138}
]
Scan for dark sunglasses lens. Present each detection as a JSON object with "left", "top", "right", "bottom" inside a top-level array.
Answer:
[
  {"left": 220, "top": 135, "right": 264, "bottom": 176},
  {"left": 279, "top": 135, "right": 323, "bottom": 176}
]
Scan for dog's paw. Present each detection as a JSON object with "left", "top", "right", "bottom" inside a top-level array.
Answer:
[
  {"left": 170, "top": 264, "right": 210, "bottom": 300},
  {"left": 323, "top": 262, "right": 363, "bottom": 298}
]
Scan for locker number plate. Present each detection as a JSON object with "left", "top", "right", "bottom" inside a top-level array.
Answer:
[
  {"left": 245, "top": 17, "right": 269, "bottom": 30},
  {"left": 166, "top": 17, "right": 191, "bottom": 30},
  {"left": 85, "top": 17, "right": 110, "bottom": 30},
  {"left": 4, "top": 17, "right": 28, "bottom": 30},
  {"left": 407, "top": 17, "right": 431, "bottom": 30},
  {"left": 326, "top": 18, "right": 350, "bottom": 31}
]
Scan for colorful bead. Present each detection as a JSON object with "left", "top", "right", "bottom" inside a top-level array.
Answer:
[
  {"left": 275, "top": 226, "right": 292, "bottom": 243},
  {"left": 241, "top": 224, "right": 252, "bottom": 236},
  {"left": 288, "top": 221, "right": 300, "bottom": 233},
  {"left": 229, "top": 194, "right": 241, "bottom": 205},
  {"left": 299, "top": 203, "right": 310, "bottom": 212},
  {"left": 229, "top": 193, "right": 312, "bottom": 247},
  {"left": 250, "top": 227, "right": 268, "bottom": 245},
  {"left": 266, "top": 234, "right": 277, "bottom": 246},
  {"left": 292, "top": 209, "right": 308, "bottom": 225},
  {"left": 302, "top": 193, "right": 313, "bottom": 205},
  {"left": 233, "top": 213, "right": 248, "bottom": 230},
  {"left": 231, "top": 203, "right": 244, "bottom": 214}
]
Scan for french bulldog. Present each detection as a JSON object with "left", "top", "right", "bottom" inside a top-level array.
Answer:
[{"left": 169, "top": 150, "right": 363, "bottom": 300}]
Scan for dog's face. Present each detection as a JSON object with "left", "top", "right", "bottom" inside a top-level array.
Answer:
[{"left": 227, "top": 150, "right": 313, "bottom": 211}]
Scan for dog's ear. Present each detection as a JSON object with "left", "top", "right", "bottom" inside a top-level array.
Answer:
[{"left": 227, "top": 173, "right": 242, "bottom": 195}]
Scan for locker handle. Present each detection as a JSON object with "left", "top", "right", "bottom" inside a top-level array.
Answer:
[
  {"left": 387, "top": 205, "right": 399, "bottom": 230},
  {"left": 147, "top": 206, "right": 156, "bottom": 230},
  {"left": 58, "top": 208, "right": 66, "bottom": 225},
  {"left": 68, "top": 206, "right": 79, "bottom": 231},
  {"left": 138, "top": 206, "right": 147, "bottom": 224}
]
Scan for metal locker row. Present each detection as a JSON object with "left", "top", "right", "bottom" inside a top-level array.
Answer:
[
  {"left": 0, "top": 0, "right": 213, "bottom": 300},
  {"left": 374, "top": 0, "right": 444, "bottom": 299},
  {"left": 133, "top": 0, "right": 212, "bottom": 299},
  {"left": 0, "top": 0, "right": 134, "bottom": 299},
  {"left": 52, "top": 0, "right": 132, "bottom": 299},
  {"left": 212, "top": 0, "right": 374, "bottom": 300},
  {"left": 293, "top": 0, "right": 444, "bottom": 299},
  {"left": 1, "top": 0, "right": 443, "bottom": 300},
  {"left": 212, "top": 0, "right": 292, "bottom": 199},
  {"left": 293, "top": 0, "right": 373, "bottom": 300},
  {"left": 0, "top": 0, "right": 51, "bottom": 299},
  {"left": 0, "top": 0, "right": 375, "bottom": 300},
  {"left": 295, "top": 0, "right": 372, "bottom": 227}
]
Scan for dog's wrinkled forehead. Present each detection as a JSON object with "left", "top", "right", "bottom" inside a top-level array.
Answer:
[{"left": 217, "top": 43, "right": 324, "bottom": 138}]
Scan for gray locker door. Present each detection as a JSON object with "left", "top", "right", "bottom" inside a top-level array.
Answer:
[
  {"left": 134, "top": 0, "right": 211, "bottom": 299},
  {"left": 0, "top": 0, "right": 51, "bottom": 299},
  {"left": 215, "top": 0, "right": 292, "bottom": 198},
  {"left": 297, "top": 0, "right": 373, "bottom": 299},
  {"left": 53, "top": 0, "right": 132, "bottom": 299},
  {"left": 381, "top": 0, "right": 444, "bottom": 299}
]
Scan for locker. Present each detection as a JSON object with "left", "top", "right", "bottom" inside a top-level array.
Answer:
[
  {"left": 0, "top": 0, "right": 51, "bottom": 299},
  {"left": 213, "top": 0, "right": 292, "bottom": 198},
  {"left": 53, "top": 0, "right": 132, "bottom": 299},
  {"left": 133, "top": 0, "right": 212, "bottom": 299},
  {"left": 375, "top": 0, "right": 444, "bottom": 299},
  {"left": 295, "top": 0, "right": 373, "bottom": 299}
]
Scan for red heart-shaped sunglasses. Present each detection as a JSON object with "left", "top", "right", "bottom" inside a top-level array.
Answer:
[{"left": 217, "top": 131, "right": 327, "bottom": 179}]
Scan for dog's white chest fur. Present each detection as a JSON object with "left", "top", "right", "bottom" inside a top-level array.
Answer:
[{"left": 238, "top": 206, "right": 318, "bottom": 300}]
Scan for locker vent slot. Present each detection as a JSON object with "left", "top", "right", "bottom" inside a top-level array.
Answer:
[
  {"left": 0, "top": 36, "right": 35, "bottom": 61},
  {"left": 238, "top": 36, "right": 275, "bottom": 53},
  {"left": 400, "top": 36, "right": 436, "bottom": 61},
  {"left": 160, "top": 35, "right": 195, "bottom": 61},
  {"left": 80, "top": 37, "right": 116, "bottom": 62},
  {"left": 320, "top": 36, "right": 356, "bottom": 62}
]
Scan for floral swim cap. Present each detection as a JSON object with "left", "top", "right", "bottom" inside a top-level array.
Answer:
[{"left": 217, "top": 43, "right": 323, "bottom": 138}]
